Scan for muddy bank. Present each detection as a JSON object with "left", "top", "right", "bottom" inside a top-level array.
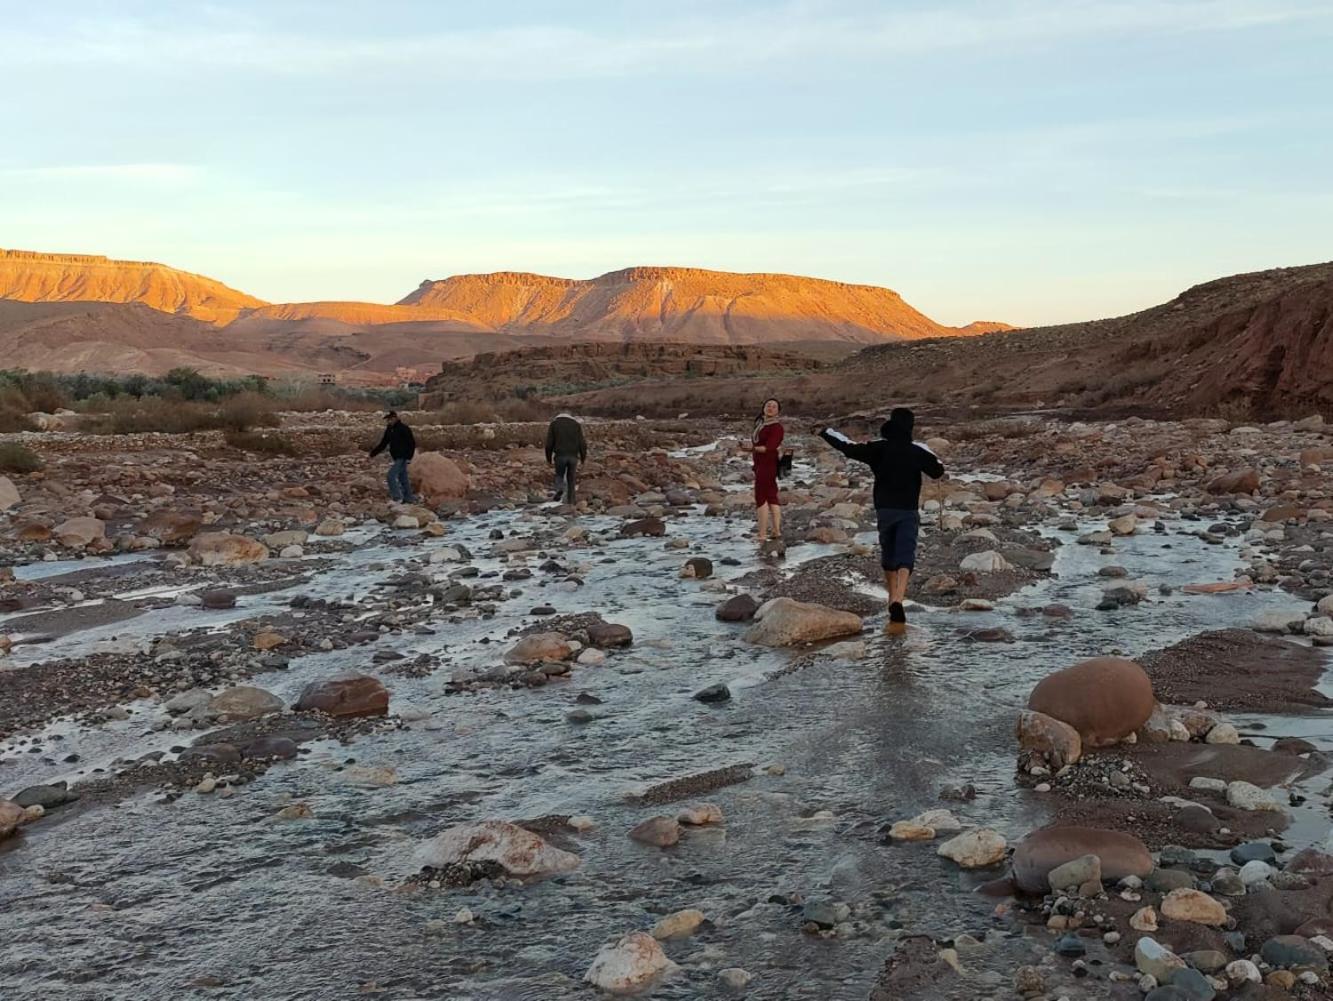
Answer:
[{"left": 1142, "top": 629, "right": 1333, "bottom": 713}]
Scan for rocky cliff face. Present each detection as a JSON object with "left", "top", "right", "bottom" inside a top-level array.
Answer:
[
  {"left": 842, "top": 261, "right": 1333, "bottom": 416},
  {"left": 418, "top": 342, "right": 824, "bottom": 408},
  {"left": 399, "top": 266, "right": 995, "bottom": 344},
  {"left": 0, "top": 249, "right": 266, "bottom": 325}
]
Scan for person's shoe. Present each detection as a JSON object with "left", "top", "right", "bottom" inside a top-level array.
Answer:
[
  {"left": 551, "top": 491, "right": 565, "bottom": 502},
  {"left": 889, "top": 602, "right": 907, "bottom": 625}
]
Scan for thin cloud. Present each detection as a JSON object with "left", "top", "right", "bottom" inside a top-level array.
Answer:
[
  {"left": 4, "top": 1, "right": 1328, "bottom": 78},
  {"left": 1, "top": 163, "right": 199, "bottom": 182}
]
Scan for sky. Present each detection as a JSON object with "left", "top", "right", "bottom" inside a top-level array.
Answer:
[{"left": 3, "top": 0, "right": 1331, "bottom": 327}]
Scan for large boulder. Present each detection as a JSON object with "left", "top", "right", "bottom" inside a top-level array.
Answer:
[
  {"left": 410, "top": 452, "right": 470, "bottom": 503},
  {"left": 0, "top": 476, "right": 19, "bottom": 512},
  {"left": 1012, "top": 826, "right": 1154, "bottom": 894},
  {"left": 189, "top": 532, "right": 268, "bottom": 566},
  {"left": 1206, "top": 469, "right": 1260, "bottom": 495},
  {"left": 417, "top": 820, "right": 580, "bottom": 879},
  {"left": 53, "top": 517, "right": 105, "bottom": 548},
  {"left": 295, "top": 674, "right": 389, "bottom": 718},
  {"left": 135, "top": 510, "right": 203, "bottom": 544},
  {"left": 207, "top": 685, "right": 284, "bottom": 720},
  {"left": 505, "top": 632, "right": 576, "bottom": 665},
  {"left": 745, "top": 597, "right": 863, "bottom": 647},
  {"left": 1027, "top": 657, "right": 1155, "bottom": 747},
  {"left": 585, "top": 932, "right": 678, "bottom": 993},
  {"left": 587, "top": 623, "right": 633, "bottom": 649},
  {"left": 1017, "top": 710, "right": 1082, "bottom": 769}
]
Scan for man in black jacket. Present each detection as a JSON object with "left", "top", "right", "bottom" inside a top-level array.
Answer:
[
  {"left": 816, "top": 407, "right": 944, "bottom": 631},
  {"left": 545, "top": 413, "right": 587, "bottom": 505},
  {"left": 368, "top": 411, "right": 417, "bottom": 504}
]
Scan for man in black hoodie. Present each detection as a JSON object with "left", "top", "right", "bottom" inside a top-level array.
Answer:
[
  {"left": 369, "top": 411, "right": 417, "bottom": 504},
  {"left": 545, "top": 412, "right": 587, "bottom": 505},
  {"left": 816, "top": 407, "right": 944, "bottom": 630}
]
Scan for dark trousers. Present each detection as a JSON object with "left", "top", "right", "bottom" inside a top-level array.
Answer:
[
  {"left": 553, "top": 454, "right": 578, "bottom": 504},
  {"left": 388, "top": 458, "right": 415, "bottom": 503}
]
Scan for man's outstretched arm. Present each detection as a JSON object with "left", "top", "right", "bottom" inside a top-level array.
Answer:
[
  {"left": 914, "top": 441, "right": 945, "bottom": 479},
  {"left": 816, "top": 426, "right": 875, "bottom": 464}
]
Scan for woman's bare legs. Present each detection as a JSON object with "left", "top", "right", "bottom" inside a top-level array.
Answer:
[
  {"left": 770, "top": 503, "right": 782, "bottom": 539},
  {"left": 756, "top": 503, "right": 771, "bottom": 541}
]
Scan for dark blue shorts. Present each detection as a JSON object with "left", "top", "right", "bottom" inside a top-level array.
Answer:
[{"left": 876, "top": 509, "right": 920, "bottom": 571}]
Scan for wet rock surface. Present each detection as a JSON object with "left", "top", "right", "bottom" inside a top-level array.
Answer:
[{"left": 1, "top": 411, "right": 1332, "bottom": 1000}]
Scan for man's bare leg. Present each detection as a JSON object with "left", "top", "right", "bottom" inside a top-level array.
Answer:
[
  {"left": 886, "top": 567, "right": 911, "bottom": 632},
  {"left": 756, "top": 504, "right": 770, "bottom": 541},
  {"left": 891, "top": 568, "right": 911, "bottom": 605}
]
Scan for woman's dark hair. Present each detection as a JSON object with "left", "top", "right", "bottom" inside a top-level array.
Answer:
[{"left": 753, "top": 397, "right": 782, "bottom": 442}]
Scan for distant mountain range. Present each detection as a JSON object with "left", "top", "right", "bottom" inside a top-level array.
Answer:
[{"left": 0, "top": 249, "right": 1010, "bottom": 380}]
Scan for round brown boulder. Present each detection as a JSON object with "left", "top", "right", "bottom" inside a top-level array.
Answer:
[
  {"left": 1012, "top": 826, "right": 1154, "bottom": 894},
  {"left": 1027, "top": 656, "right": 1155, "bottom": 747},
  {"left": 296, "top": 674, "right": 389, "bottom": 718}
]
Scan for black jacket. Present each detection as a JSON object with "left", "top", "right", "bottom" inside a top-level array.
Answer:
[
  {"left": 370, "top": 421, "right": 416, "bottom": 461},
  {"left": 545, "top": 415, "right": 587, "bottom": 463},
  {"left": 820, "top": 428, "right": 944, "bottom": 510}
]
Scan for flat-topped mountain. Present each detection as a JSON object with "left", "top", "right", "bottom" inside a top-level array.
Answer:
[
  {"left": 0, "top": 250, "right": 1009, "bottom": 379},
  {"left": 0, "top": 249, "right": 266, "bottom": 325},
  {"left": 399, "top": 266, "right": 1002, "bottom": 344}
]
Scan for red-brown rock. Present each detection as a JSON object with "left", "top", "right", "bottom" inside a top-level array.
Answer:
[
  {"left": 1027, "top": 657, "right": 1155, "bottom": 747},
  {"left": 1012, "top": 826, "right": 1154, "bottom": 894},
  {"left": 296, "top": 673, "right": 389, "bottom": 718}
]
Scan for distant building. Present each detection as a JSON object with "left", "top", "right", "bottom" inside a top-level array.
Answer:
[{"left": 318, "top": 373, "right": 337, "bottom": 386}]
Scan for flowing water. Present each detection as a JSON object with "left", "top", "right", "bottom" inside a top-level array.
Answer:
[{"left": 1, "top": 471, "right": 1329, "bottom": 1000}]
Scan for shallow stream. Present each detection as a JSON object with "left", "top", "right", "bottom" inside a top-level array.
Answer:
[{"left": 1, "top": 474, "right": 1329, "bottom": 1000}]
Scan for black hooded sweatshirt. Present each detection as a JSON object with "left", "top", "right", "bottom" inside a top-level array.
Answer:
[
  {"left": 819, "top": 416, "right": 944, "bottom": 511},
  {"left": 370, "top": 421, "right": 416, "bottom": 461}
]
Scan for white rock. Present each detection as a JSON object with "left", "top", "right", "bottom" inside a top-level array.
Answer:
[
  {"left": 1188, "top": 776, "right": 1227, "bottom": 793},
  {"left": 1135, "top": 937, "right": 1186, "bottom": 981},
  {"left": 718, "top": 968, "right": 754, "bottom": 990},
  {"left": 959, "top": 551, "right": 1011, "bottom": 573},
  {"left": 650, "top": 908, "right": 705, "bottom": 940},
  {"left": 1205, "top": 722, "right": 1240, "bottom": 744},
  {"left": 1225, "top": 959, "right": 1261, "bottom": 985},
  {"left": 585, "top": 931, "right": 678, "bottom": 993},
  {"left": 1225, "top": 780, "right": 1284, "bottom": 813},
  {"left": 937, "top": 828, "right": 1006, "bottom": 868},
  {"left": 1239, "top": 860, "right": 1275, "bottom": 886},
  {"left": 1304, "top": 616, "right": 1333, "bottom": 638},
  {"left": 417, "top": 820, "right": 580, "bottom": 878},
  {"left": 1252, "top": 609, "right": 1306, "bottom": 633}
]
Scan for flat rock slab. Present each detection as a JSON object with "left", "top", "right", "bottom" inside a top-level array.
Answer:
[{"left": 1140, "top": 629, "right": 1333, "bottom": 713}]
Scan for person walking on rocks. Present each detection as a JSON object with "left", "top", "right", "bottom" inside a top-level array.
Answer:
[
  {"left": 369, "top": 410, "right": 417, "bottom": 504},
  {"left": 815, "top": 408, "right": 943, "bottom": 631},
  {"left": 545, "top": 412, "right": 587, "bottom": 505},
  {"left": 748, "top": 397, "right": 785, "bottom": 544}
]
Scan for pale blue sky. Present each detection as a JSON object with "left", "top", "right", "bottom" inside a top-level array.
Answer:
[{"left": 4, "top": 1, "right": 1331, "bottom": 326}]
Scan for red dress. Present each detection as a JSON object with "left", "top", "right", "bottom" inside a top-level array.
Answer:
[{"left": 753, "top": 422, "right": 784, "bottom": 507}]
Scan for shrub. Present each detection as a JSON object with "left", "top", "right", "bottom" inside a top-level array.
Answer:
[
  {"left": 0, "top": 442, "right": 42, "bottom": 473},
  {"left": 224, "top": 429, "right": 299, "bottom": 455},
  {"left": 0, "top": 408, "right": 35, "bottom": 432},
  {"left": 218, "top": 392, "right": 281, "bottom": 432},
  {"left": 88, "top": 396, "right": 279, "bottom": 435}
]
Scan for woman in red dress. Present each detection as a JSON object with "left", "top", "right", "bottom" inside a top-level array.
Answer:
[{"left": 749, "top": 397, "right": 785, "bottom": 543}]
